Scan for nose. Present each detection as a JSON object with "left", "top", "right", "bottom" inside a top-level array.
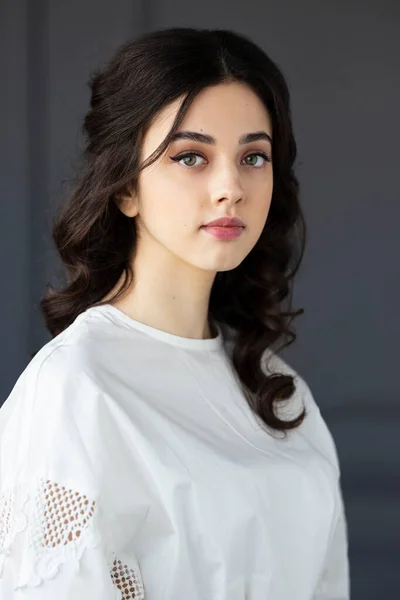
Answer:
[{"left": 209, "top": 164, "right": 245, "bottom": 207}]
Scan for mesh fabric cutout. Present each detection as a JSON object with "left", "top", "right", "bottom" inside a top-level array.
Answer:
[
  {"left": 35, "top": 479, "right": 96, "bottom": 548},
  {"left": 110, "top": 557, "right": 145, "bottom": 600}
]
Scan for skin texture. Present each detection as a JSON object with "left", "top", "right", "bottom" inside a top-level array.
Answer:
[{"left": 109, "top": 81, "right": 274, "bottom": 339}]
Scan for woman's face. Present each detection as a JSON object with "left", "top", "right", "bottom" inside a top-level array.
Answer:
[{"left": 118, "top": 81, "right": 274, "bottom": 274}]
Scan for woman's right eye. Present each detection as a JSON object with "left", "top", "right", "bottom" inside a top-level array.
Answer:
[{"left": 170, "top": 152, "right": 206, "bottom": 167}]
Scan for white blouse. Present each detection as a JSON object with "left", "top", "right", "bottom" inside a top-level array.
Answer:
[{"left": 0, "top": 303, "right": 350, "bottom": 599}]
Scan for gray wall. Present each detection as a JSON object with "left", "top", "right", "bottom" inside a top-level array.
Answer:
[{"left": 1, "top": 1, "right": 399, "bottom": 598}]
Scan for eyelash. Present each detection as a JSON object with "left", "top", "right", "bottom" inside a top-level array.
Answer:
[{"left": 170, "top": 151, "right": 271, "bottom": 168}]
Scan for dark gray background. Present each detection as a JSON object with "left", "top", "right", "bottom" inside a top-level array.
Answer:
[{"left": 1, "top": 1, "right": 399, "bottom": 598}]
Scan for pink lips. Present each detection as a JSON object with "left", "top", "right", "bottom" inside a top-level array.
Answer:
[
  {"left": 201, "top": 216, "right": 246, "bottom": 240},
  {"left": 203, "top": 217, "right": 245, "bottom": 228}
]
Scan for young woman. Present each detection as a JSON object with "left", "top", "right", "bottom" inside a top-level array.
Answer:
[{"left": 0, "top": 27, "right": 349, "bottom": 600}]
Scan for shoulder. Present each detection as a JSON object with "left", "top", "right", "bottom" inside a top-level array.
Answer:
[
  {"left": 261, "top": 348, "right": 341, "bottom": 476},
  {"left": 0, "top": 312, "right": 110, "bottom": 489},
  {"left": 8, "top": 306, "right": 115, "bottom": 412}
]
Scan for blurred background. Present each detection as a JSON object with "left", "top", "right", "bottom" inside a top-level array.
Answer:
[{"left": 1, "top": 1, "right": 399, "bottom": 598}]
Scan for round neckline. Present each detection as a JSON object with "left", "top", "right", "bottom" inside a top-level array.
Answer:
[{"left": 90, "top": 303, "right": 224, "bottom": 351}]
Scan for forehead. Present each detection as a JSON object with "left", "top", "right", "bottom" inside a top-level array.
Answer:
[{"left": 143, "top": 82, "right": 272, "bottom": 152}]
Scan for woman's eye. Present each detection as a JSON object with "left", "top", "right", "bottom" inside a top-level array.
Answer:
[
  {"left": 170, "top": 152, "right": 205, "bottom": 167},
  {"left": 243, "top": 152, "right": 271, "bottom": 167}
]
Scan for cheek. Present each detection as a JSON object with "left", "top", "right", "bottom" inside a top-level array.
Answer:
[
  {"left": 245, "top": 190, "right": 273, "bottom": 238},
  {"left": 251, "top": 182, "right": 273, "bottom": 215},
  {"left": 246, "top": 170, "right": 272, "bottom": 194},
  {"left": 139, "top": 177, "right": 197, "bottom": 234}
]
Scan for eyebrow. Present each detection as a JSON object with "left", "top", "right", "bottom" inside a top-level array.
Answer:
[{"left": 169, "top": 130, "right": 272, "bottom": 146}]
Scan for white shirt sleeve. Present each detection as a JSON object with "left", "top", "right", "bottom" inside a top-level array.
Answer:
[
  {"left": 0, "top": 346, "right": 146, "bottom": 599},
  {"left": 300, "top": 380, "right": 351, "bottom": 600},
  {"left": 313, "top": 488, "right": 350, "bottom": 600}
]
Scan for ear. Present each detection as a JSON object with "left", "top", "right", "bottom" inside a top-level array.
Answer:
[{"left": 114, "top": 185, "right": 139, "bottom": 218}]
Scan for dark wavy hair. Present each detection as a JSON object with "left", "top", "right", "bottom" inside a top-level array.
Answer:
[{"left": 38, "top": 27, "right": 307, "bottom": 436}]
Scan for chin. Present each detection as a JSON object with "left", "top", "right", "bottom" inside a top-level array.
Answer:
[
  {"left": 217, "top": 261, "right": 244, "bottom": 272},
  {"left": 203, "top": 256, "right": 245, "bottom": 272}
]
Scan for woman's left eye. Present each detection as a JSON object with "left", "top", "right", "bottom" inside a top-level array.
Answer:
[
  {"left": 242, "top": 152, "right": 271, "bottom": 167},
  {"left": 170, "top": 151, "right": 271, "bottom": 168}
]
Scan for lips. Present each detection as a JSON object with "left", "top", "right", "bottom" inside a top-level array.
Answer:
[
  {"left": 202, "top": 217, "right": 245, "bottom": 228},
  {"left": 200, "top": 221, "right": 245, "bottom": 240}
]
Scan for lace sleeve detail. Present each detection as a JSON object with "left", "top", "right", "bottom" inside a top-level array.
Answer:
[
  {"left": 0, "top": 478, "right": 145, "bottom": 598},
  {"left": 0, "top": 477, "right": 101, "bottom": 588},
  {"left": 109, "top": 553, "right": 145, "bottom": 600}
]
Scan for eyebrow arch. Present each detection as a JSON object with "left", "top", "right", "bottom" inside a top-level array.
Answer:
[{"left": 169, "top": 130, "right": 272, "bottom": 146}]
